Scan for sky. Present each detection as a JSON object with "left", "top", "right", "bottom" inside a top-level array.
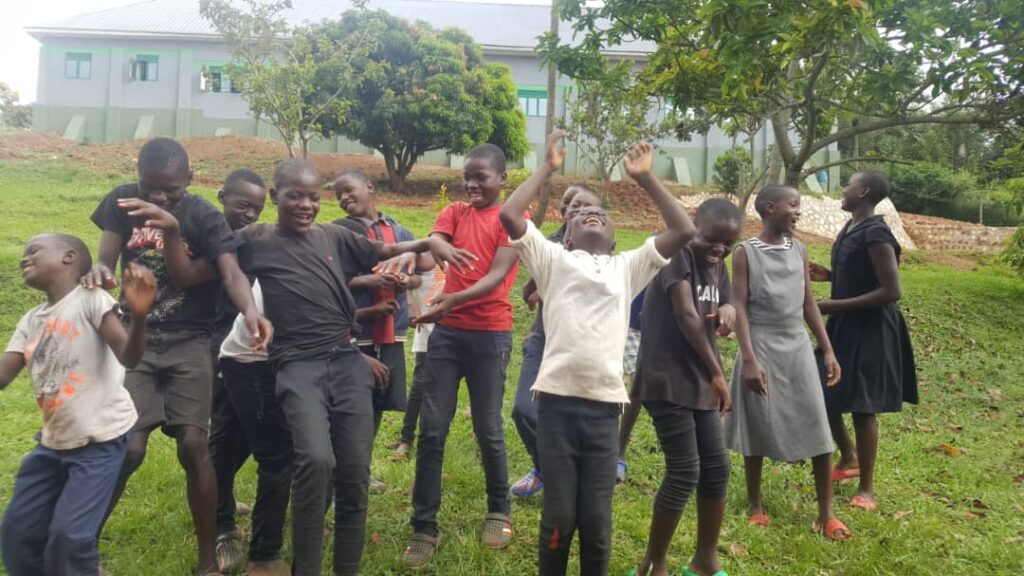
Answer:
[{"left": 0, "top": 0, "right": 554, "bottom": 104}]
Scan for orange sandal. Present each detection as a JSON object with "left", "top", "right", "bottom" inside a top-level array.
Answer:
[
  {"left": 849, "top": 494, "right": 878, "bottom": 511},
  {"left": 748, "top": 513, "right": 771, "bottom": 527},
  {"left": 813, "top": 517, "right": 851, "bottom": 541},
  {"left": 830, "top": 467, "right": 859, "bottom": 483}
]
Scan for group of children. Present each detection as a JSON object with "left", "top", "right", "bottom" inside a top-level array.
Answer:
[{"left": 0, "top": 130, "right": 916, "bottom": 576}]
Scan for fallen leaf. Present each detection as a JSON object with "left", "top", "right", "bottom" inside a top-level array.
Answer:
[
  {"left": 971, "top": 499, "right": 988, "bottom": 509},
  {"left": 1005, "top": 535, "right": 1024, "bottom": 545},
  {"left": 947, "top": 424, "right": 963, "bottom": 433},
  {"left": 728, "top": 543, "right": 749, "bottom": 558},
  {"left": 893, "top": 509, "right": 914, "bottom": 520},
  {"left": 929, "top": 443, "right": 964, "bottom": 457},
  {"left": 1014, "top": 475, "right": 1024, "bottom": 484},
  {"left": 965, "top": 510, "right": 986, "bottom": 520},
  {"left": 370, "top": 531, "right": 383, "bottom": 544}
]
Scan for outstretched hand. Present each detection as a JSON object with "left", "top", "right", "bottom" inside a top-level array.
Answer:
[
  {"left": 121, "top": 263, "right": 156, "bottom": 316},
  {"left": 544, "top": 129, "right": 567, "bottom": 172},
  {"left": 375, "top": 253, "right": 417, "bottom": 276},
  {"left": 81, "top": 263, "right": 119, "bottom": 290},
  {"left": 808, "top": 261, "right": 831, "bottom": 282},
  {"left": 428, "top": 237, "right": 477, "bottom": 274},
  {"left": 411, "top": 292, "right": 455, "bottom": 326},
  {"left": 623, "top": 141, "right": 654, "bottom": 181},
  {"left": 117, "top": 198, "right": 181, "bottom": 233}
]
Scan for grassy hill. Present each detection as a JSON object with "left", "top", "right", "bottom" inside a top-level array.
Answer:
[{"left": 0, "top": 158, "right": 1022, "bottom": 575}]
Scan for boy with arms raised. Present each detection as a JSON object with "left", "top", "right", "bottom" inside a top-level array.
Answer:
[
  {"left": 84, "top": 137, "right": 268, "bottom": 576},
  {"left": 1, "top": 234, "right": 155, "bottom": 575},
  {"left": 400, "top": 143, "right": 523, "bottom": 570},
  {"left": 500, "top": 131, "right": 696, "bottom": 576},
  {"left": 235, "top": 158, "right": 473, "bottom": 576}
]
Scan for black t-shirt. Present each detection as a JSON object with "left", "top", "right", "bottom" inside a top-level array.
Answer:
[
  {"left": 633, "top": 245, "right": 731, "bottom": 410},
  {"left": 237, "top": 222, "right": 382, "bottom": 366},
  {"left": 90, "top": 184, "right": 241, "bottom": 333},
  {"left": 830, "top": 215, "right": 901, "bottom": 300}
]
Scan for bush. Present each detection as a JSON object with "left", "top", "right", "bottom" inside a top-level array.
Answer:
[
  {"left": 888, "top": 162, "right": 976, "bottom": 215},
  {"left": 1001, "top": 227, "right": 1024, "bottom": 278},
  {"left": 712, "top": 147, "right": 752, "bottom": 196}
]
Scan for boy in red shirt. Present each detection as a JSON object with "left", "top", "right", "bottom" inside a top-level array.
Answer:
[{"left": 400, "top": 144, "right": 521, "bottom": 569}]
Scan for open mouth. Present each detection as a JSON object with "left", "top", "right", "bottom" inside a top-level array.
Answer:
[
  {"left": 293, "top": 213, "right": 314, "bottom": 224},
  {"left": 583, "top": 215, "right": 603, "bottom": 226}
]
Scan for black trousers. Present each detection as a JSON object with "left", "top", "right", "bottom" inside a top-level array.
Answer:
[
  {"left": 399, "top": 352, "right": 429, "bottom": 445},
  {"left": 644, "top": 402, "right": 730, "bottom": 512},
  {"left": 411, "top": 325, "right": 512, "bottom": 536},
  {"left": 536, "top": 393, "right": 620, "bottom": 576}
]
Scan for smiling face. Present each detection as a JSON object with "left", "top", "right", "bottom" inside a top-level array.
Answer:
[
  {"left": 840, "top": 173, "right": 870, "bottom": 213},
  {"left": 335, "top": 173, "right": 375, "bottom": 219},
  {"left": 566, "top": 205, "right": 616, "bottom": 254},
  {"left": 462, "top": 157, "right": 506, "bottom": 208},
  {"left": 138, "top": 163, "right": 191, "bottom": 211},
  {"left": 221, "top": 180, "right": 267, "bottom": 231},
  {"left": 692, "top": 219, "right": 741, "bottom": 267},
  {"left": 559, "top": 186, "right": 583, "bottom": 220},
  {"left": 272, "top": 167, "right": 322, "bottom": 234},
  {"left": 20, "top": 235, "right": 74, "bottom": 290},
  {"left": 765, "top": 187, "right": 802, "bottom": 233}
]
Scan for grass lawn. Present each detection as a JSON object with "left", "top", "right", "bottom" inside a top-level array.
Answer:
[{"left": 0, "top": 159, "right": 1023, "bottom": 575}]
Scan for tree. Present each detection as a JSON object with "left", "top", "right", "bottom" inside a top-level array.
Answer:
[
  {"left": 532, "top": 0, "right": 562, "bottom": 227},
  {"left": 559, "top": 61, "right": 677, "bottom": 199},
  {"left": 0, "top": 82, "right": 32, "bottom": 129},
  {"left": 544, "top": 0, "right": 1024, "bottom": 186},
  {"left": 317, "top": 10, "right": 529, "bottom": 194},
  {"left": 200, "top": 0, "right": 372, "bottom": 158}
]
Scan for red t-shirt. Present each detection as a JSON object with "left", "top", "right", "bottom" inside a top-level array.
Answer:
[{"left": 432, "top": 202, "right": 520, "bottom": 332}]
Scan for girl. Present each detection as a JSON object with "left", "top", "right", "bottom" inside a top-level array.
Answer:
[
  {"left": 725, "top": 185, "right": 850, "bottom": 541},
  {"left": 811, "top": 170, "right": 918, "bottom": 512}
]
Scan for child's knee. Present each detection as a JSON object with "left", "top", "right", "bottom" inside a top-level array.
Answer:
[
  {"left": 174, "top": 429, "right": 210, "bottom": 470},
  {"left": 696, "top": 452, "right": 731, "bottom": 500}
]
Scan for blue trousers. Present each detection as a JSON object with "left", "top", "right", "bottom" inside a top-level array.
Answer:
[
  {"left": 512, "top": 327, "right": 545, "bottom": 471},
  {"left": 1, "top": 434, "right": 128, "bottom": 576}
]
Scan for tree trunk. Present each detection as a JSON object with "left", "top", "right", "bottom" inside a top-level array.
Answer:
[
  {"left": 766, "top": 145, "right": 783, "bottom": 185},
  {"left": 531, "top": 0, "right": 561, "bottom": 227},
  {"left": 383, "top": 151, "right": 403, "bottom": 194},
  {"left": 299, "top": 132, "right": 310, "bottom": 159}
]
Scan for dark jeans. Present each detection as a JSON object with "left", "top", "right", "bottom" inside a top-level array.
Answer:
[
  {"left": 512, "top": 328, "right": 545, "bottom": 471},
  {"left": 215, "top": 358, "right": 294, "bottom": 561},
  {"left": 411, "top": 325, "right": 512, "bottom": 536},
  {"left": 209, "top": 355, "right": 250, "bottom": 532},
  {"left": 536, "top": 394, "right": 619, "bottom": 576},
  {"left": 399, "top": 352, "right": 429, "bottom": 445},
  {"left": 645, "top": 402, "right": 730, "bottom": 512},
  {"left": 1, "top": 434, "right": 128, "bottom": 576},
  {"left": 275, "top": 345, "right": 374, "bottom": 576}
]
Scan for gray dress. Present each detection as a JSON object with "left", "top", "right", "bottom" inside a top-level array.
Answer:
[{"left": 724, "top": 238, "right": 833, "bottom": 461}]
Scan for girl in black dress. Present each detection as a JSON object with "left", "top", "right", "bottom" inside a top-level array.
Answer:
[{"left": 810, "top": 170, "right": 918, "bottom": 512}]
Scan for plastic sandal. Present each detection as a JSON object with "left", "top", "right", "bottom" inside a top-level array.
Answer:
[
  {"left": 813, "top": 517, "right": 851, "bottom": 541},
  {"left": 683, "top": 569, "right": 730, "bottom": 576},
  {"left": 482, "top": 512, "right": 514, "bottom": 549},
  {"left": 830, "top": 467, "right": 859, "bottom": 483},
  {"left": 215, "top": 529, "right": 244, "bottom": 573},
  {"left": 849, "top": 494, "right": 878, "bottom": 511},
  {"left": 400, "top": 532, "right": 441, "bottom": 570},
  {"left": 616, "top": 460, "right": 628, "bottom": 484},
  {"left": 748, "top": 512, "right": 771, "bottom": 527}
]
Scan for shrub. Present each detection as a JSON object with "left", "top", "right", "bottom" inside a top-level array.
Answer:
[
  {"left": 1001, "top": 227, "right": 1024, "bottom": 278},
  {"left": 888, "top": 162, "right": 976, "bottom": 215},
  {"left": 712, "top": 147, "right": 752, "bottom": 196}
]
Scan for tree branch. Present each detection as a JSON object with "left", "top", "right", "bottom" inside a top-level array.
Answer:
[{"left": 798, "top": 156, "right": 913, "bottom": 181}]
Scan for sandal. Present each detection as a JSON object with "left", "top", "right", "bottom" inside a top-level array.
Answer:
[
  {"left": 683, "top": 569, "right": 729, "bottom": 576},
  {"left": 481, "top": 512, "right": 513, "bottom": 549},
  {"left": 813, "top": 517, "right": 851, "bottom": 541},
  {"left": 215, "top": 529, "right": 245, "bottom": 573},
  {"left": 849, "top": 494, "right": 878, "bottom": 511},
  {"left": 830, "top": 467, "right": 859, "bottom": 483},
  {"left": 747, "top": 512, "right": 770, "bottom": 527},
  {"left": 616, "top": 460, "right": 628, "bottom": 485},
  {"left": 400, "top": 532, "right": 440, "bottom": 570}
]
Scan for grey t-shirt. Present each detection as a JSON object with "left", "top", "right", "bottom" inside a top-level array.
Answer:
[
  {"left": 6, "top": 286, "right": 137, "bottom": 449},
  {"left": 633, "top": 246, "right": 731, "bottom": 410}
]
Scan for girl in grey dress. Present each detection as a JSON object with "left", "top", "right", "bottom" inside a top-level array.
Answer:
[{"left": 724, "top": 186, "right": 850, "bottom": 541}]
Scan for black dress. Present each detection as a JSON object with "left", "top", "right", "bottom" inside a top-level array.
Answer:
[{"left": 822, "top": 215, "right": 918, "bottom": 414}]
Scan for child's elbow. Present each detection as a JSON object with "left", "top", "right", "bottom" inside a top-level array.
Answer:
[
  {"left": 887, "top": 285, "right": 903, "bottom": 303},
  {"left": 498, "top": 210, "right": 516, "bottom": 232}
]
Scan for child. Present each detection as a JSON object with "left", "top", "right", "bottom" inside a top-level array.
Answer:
[
  {"left": 724, "top": 185, "right": 850, "bottom": 541},
  {"left": 501, "top": 131, "right": 696, "bottom": 576},
  {"left": 333, "top": 169, "right": 421, "bottom": 493},
  {"left": 201, "top": 169, "right": 294, "bottom": 576},
  {"left": 83, "top": 137, "right": 268, "bottom": 576},
  {"left": 234, "top": 158, "right": 472, "bottom": 576},
  {"left": 629, "top": 198, "right": 742, "bottom": 576},
  {"left": 615, "top": 291, "right": 647, "bottom": 485},
  {"left": 400, "top": 142, "right": 524, "bottom": 570},
  {"left": 510, "top": 184, "right": 602, "bottom": 498},
  {"left": 389, "top": 264, "right": 446, "bottom": 461},
  {"left": 810, "top": 170, "right": 918, "bottom": 511},
  {"left": 1, "top": 234, "right": 154, "bottom": 575}
]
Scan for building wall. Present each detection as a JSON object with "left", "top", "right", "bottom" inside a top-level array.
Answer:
[{"left": 32, "top": 37, "right": 840, "bottom": 189}]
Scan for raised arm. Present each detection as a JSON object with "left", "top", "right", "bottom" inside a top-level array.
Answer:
[
  {"left": 731, "top": 246, "right": 767, "bottom": 396},
  {"left": 413, "top": 246, "right": 518, "bottom": 325},
  {"left": 819, "top": 243, "right": 901, "bottom": 314},
  {"left": 669, "top": 282, "right": 731, "bottom": 414},
  {"left": 801, "top": 247, "right": 841, "bottom": 387},
  {"left": 623, "top": 142, "right": 696, "bottom": 258},
  {"left": 501, "top": 130, "right": 566, "bottom": 240}
]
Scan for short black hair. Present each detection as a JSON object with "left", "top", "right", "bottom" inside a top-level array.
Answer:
[
  {"left": 696, "top": 198, "right": 742, "bottom": 228},
  {"left": 466, "top": 143, "right": 507, "bottom": 173},
  {"left": 334, "top": 169, "right": 373, "bottom": 186},
  {"left": 46, "top": 233, "right": 92, "bottom": 276},
  {"left": 223, "top": 169, "right": 265, "bottom": 194},
  {"left": 274, "top": 158, "right": 320, "bottom": 189},
  {"left": 566, "top": 183, "right": 595, "bottom": 196},
  {"left": 138, "top": 137, "right": 189, "bottom": 175},
  {"left": 753, "top": 185, "right": 798, "bottom": 218},
  {"left": 853, "top": 170, "right": 890, "bottom": 202}
]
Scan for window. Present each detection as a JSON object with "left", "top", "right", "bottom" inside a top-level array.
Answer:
[
  {"left": 200, "top": 65, "right": 239, "bottom": 93},
  {"left": 130, "top": 55, "right": 159, "bottom": 81},
  {"left": 518, "top": 89, "right": 548, "bottom": 117},
  {"left": 65, "top": 53, "right": 91, "bottom": 80}
]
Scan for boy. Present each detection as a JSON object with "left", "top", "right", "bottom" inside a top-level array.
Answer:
[
  {"left": 629, "top": 198, "right": 742, "bottom": 576},
  {"left": 400, "top": 143, "right": 523, "bottom": 570},
  {"left": 1, "top": 234, "right": 155, "bottom": 575},
  {"left": 235, "top": 158, "right": 473, "bottom": 576},
  {"left": 333, "top": 169, "right": 421, "bottom": 493},
  {"left": 499, "top": 131, "right": 696, "bottom": 576},
  {"left": 83, "top": 137, "right": 269, "bottom": 576},
  {"left": 203, "top": 169, "right": 294, "bottom": 576}
]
